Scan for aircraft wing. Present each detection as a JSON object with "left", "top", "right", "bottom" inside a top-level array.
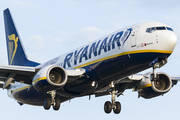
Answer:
[
  {"left": 0, "top": 65, "right": 86, "bottom": 89},
  {"left": 95, "top": 74, "right": 180, "bottom": 97},
  {"left": 95, "top": 75, "right": 143, "bottom": 97},
  {"left": 115, "top": 74, "right": 180, "bottom": 88},
  {"left": 0, "top": 65, "right": 38, "bottom": 84},
  {"left": 170, "top": 76, "right": 180, "bottom": 81},
  {"left": 170, "top": 76, "right": 180, "bottom": 86}
]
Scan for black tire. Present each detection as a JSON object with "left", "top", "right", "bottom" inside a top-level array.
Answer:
[
  {"left": 113, "top": 102, "right": 121, "bottom": 114},
  {"left": 53, "top": 98, "right": 61, "bottom": 111},
  {"left": 104, "top": 101, "right": 112, "bottom": 114},
  {"left": 43, "top": 97, "right": 51, "bottom": 110}
]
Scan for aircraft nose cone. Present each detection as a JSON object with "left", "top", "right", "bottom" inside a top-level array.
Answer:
[{"left": 161, "top": 32, "right": 177, "bottom": 52}]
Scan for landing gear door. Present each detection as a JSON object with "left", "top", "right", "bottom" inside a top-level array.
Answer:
[{"left": 131, "top": 26, "right": 139, "bottom": 48}]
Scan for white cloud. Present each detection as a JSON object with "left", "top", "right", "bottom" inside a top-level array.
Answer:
[
  {"left": 61, "top": 26, "right": 105, "bottom": 49},
  {"left": 11, "top": 1, "right": 37, "bottom": 8},
  {"left": 28, "top": 35, "right": 44, "bottom": 49},
  {"left": 45, "top": 27, "right": 105, "bottom": 51},
  {"left": 50, "top": 30, "right": 69, "bottom": 43},
  {"left": 78, "top": 27, "right": 104, "bottom": 41}
]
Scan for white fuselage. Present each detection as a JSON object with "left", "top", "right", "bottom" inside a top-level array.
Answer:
[
  {"left": 40, "top": 22, "right": 177, "bottom": 69},
  {"left": 7, "top": 22, "right": 177, "bottom": 105}
]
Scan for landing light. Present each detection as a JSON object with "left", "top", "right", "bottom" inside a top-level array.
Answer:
[
  {"left": 92, "top": 81, "right": 95, "bottom": 87},
  {"left": 111, "top": 81, "right": 114, "bottom": 88},
  {"left": 76, "top": 69, "right": 80, "bottom": 72}
]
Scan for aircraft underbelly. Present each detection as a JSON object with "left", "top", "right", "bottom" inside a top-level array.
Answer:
[
  {"left": 11, "top": 52, "right": 171, "bottom": 106},
  {"left": 64, "top": 52, "right": 171, "bottom": 93},
  {"left": 12, "top": 88, "right": 71, "bottom": 106}
]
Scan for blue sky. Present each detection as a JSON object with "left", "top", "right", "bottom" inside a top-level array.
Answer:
[{"left": 1, "top": 0, "right": 180, "bottom": 120}]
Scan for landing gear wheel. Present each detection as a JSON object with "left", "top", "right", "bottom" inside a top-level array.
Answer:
[
  {"left": 53, "top": 98, "right": 61, "bottom": 111},
  {"left": 43, "top": 97, "right": 51, "bottom": 110},
  {"left": 104, "top": 101, "right": 112, "bottom": 114},
  {"left": 113, "top": 102, "right": 121, "bottom": 114}
]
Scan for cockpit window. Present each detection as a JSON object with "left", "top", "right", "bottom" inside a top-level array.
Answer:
[
  {"left": 146, "top": 27, "right": 156, "bottom": 33},
  {"left": 156, "top": 27, "right": 166, "bottom": 30},
  {"left": 146, "top": 28, "right": 151, "bottom": 33},
  {"left": 166, "top": 27, "right": 173, "bottom": 31},
  {"left": 151, "top": 27, "right": 156, "bottom": 32},
  {"left": 146, "top": 26, "right": 173, "bottom": 33}
]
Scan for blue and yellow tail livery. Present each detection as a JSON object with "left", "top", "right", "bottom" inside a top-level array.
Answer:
[{"left": 3, "top": 8, "right": 39, "bottom": 67}]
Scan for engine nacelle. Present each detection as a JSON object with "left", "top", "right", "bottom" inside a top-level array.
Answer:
[
  {"left": 138, "top": 72, "right": 172, "bottom": 99},
  {"left": 32, "top": 65, "right": 67, "bottom": 92}
]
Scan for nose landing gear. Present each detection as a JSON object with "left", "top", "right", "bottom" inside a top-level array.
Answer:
[{"left": 150, "top": 57, "right": 168, "bottom": 81}]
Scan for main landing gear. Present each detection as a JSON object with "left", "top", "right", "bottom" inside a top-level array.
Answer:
[
  {"left": 104, "top": 83, "right": 123, "bottom": 114},
  {"left": 104, "top": 90, "right": 121, "bottom": 114},
  {"left": 43, "top": 90, "right": 61, "bottom": 111}
]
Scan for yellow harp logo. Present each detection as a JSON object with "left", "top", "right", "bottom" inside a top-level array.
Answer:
[{"left": 8, "top": 34, "right": 18, "bottom": 65}]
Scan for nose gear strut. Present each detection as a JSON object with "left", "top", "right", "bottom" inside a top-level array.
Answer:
[{"left": 150, "top": 58, "right": 167, "bottom": 82}]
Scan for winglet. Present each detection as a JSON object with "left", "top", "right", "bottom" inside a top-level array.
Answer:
[{"left": 3, "top": 8, "right": 39, "bottom": 67}]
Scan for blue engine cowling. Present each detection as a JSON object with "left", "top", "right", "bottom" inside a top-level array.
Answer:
[
  {"left": 138, "top": 72, "right": 172, "bottom": 99},
  {"left": 32, "top": 65, "right": 67, "bottom": 92}
]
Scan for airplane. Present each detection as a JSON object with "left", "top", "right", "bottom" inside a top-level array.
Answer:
[{"left": 0, "top": 8, "right": 179, "bottom": 114}]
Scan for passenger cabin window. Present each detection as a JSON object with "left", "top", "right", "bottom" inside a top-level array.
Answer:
[{"left": 146, "top": 26, "right": 173, "bottom": 33}]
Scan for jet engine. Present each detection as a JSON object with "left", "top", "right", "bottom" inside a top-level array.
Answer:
[
  {"left": 32, "top": 65, "right": 67, "bottom": 92},
  {"left": 138, "top": 72, "right": 172, "bottom": 99}
]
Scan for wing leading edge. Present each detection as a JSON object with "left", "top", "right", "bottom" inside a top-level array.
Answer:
[
  {"left": 95, "top": 74, "right": 180, "bottom": 98},
  {"left": 0, "top": 65, "right": 86, "bottom": 89}
]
